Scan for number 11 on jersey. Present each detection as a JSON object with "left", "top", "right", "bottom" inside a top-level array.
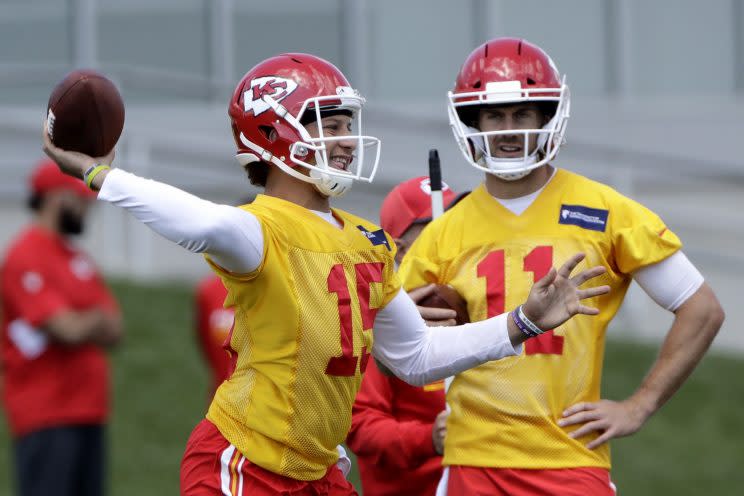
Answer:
[{"left": 477, "top": 246, "right": 564, "bottom": 356}]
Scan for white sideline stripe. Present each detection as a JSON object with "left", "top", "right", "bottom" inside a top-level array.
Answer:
[
  {"left": 435, "top": 466, "right": 449, "bottom": 496},
  {"left": 220, "top": 445, "right": 236, "bottom": 495},
  {"left": 236, "top": 455, "right": 246, "bottom": 495}
]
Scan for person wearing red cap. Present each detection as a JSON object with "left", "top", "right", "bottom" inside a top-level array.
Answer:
[
  {"left": 1, "top": 159, "right": 123, "bottom": 496},
  {"left": 379, "top": 176, "right": 467, "bottom": 266},
  {"left": 346, "top": 177, "right": 466, "bottom": 496}
]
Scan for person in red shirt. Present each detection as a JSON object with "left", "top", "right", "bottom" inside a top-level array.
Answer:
[
  {"left": 1, "top": 159, "right": 123, "bottom": 496},
  {"left": 346, "top": 176, "right": 466, "bottom": 496},
  {"left": 194, "top": 274, "right": 233, "bottom": 399}
]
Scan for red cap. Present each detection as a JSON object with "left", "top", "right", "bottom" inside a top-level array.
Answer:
[
  {"left": 30, "top": 159, "right": 96, "bottom": 198},
  {"left": 380, "top": 176, "right": 464, "bottom": 238}
]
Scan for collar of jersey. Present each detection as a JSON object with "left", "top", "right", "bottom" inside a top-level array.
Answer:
[
  {"left": 474, "top": 167, "right": 567, "bottom": 218},
  {"left": 252, "top": 194, "right": 348, "bottom": 232}
]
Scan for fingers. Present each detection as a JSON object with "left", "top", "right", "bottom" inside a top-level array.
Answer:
[
  {"left": 419, "top": 305, "right": 457, "bottom": 323},
  {"left": 585, "top": 431, "right": 614, "bottom": 450},
  {"left": 419, "top": 306, "right": 456, "bottom": 320},
  {"left": 568, "top": 419, "right": 605, "bottom": 440},
  {"left": 570, "top": 265, "right": 607, "bottom": 287},
  {"left": 567, "top": 419, "right": 615, "bottom": 449},
  {"left": 557, "top": 403, "right": 599, "bottom": 427},
  {"left": 558, "top": 401, "right": 618, "bottom": 450},
  {"left": 576, "top": 305, "right": 600, "bottom": 316},
  {"left": 576, "top": 285, "right": 610, "bottom": 300},
  {"left": 411, "top": 284, "right": 458, "bottom": 326},
  {"left": 557, "top": 252, "right": 586, "bottom": 279},
  {"left": 561, "top": 402, "right": 594, "bottom": 418},
  {"left": 42, "top": 119, "right": 55, "bottom": 154},
  {"left": 408, "top": 284, "right": 436, "bottom": 303},
  {"left": 42, "top": 118, "right": 103, "bottom": 176},
  {"left": 534, "top": 266, "right": 557, "bottom": 289},
  {"left": 425, "top": 318, "right": 457, "bottom": 327}
]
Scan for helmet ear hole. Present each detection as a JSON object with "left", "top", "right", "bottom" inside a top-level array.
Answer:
[{"left": 258, "top": 125, "right": 277, "bottom": 143}]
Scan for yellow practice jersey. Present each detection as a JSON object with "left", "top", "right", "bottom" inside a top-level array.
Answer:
[
  {"left": 206, "top": 194, "right": 400, "bottom": 480},
  {"left": 399, "top": 169, "right": 681, "bottom": 470}
]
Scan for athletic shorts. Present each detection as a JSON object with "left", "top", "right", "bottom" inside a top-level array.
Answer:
[
  {"left": 180, "top": 419, "right": 357, "bottom": 496},
  {"left": 446, "top": 465, "right": 616, "bottom": 496}
]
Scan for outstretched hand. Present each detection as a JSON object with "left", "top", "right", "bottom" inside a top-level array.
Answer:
[
  {"left": 522, "top": 253, "right": 610, "bottom": 331},
  {"left": 42, "top": 119, "right": 115, "bottom": 179}
]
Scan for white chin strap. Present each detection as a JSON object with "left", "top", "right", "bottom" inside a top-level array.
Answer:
[
  {"left": 483, "top": 156, "right": 536, "bottom": 181},
  {"left": 310, "top": 169, "right": 353, "bottom": 198}
]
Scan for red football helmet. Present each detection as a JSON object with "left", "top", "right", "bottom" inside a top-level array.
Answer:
[
  {"left": 228, "top": 53, "right": 380, "bottom": 197},
  {"left": 448, "top": 38, "right": 570, "bottom": 180}
]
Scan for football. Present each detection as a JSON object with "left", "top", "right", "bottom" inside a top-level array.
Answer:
[
  {"left": 46, "top": 69, "right": 125, "bottom": 157},
  {"left": 418, "top": 284, "right": 470, "bottom": 325}
]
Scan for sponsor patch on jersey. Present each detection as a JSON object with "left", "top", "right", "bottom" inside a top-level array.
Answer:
[
  {"left": 558, "top": 204, "right": 608, "bottom": 232},
  {"left": 357, "top": 225, "right": 391, "bottom": 251}
]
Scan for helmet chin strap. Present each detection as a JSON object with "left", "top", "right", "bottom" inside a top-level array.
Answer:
[
  {"left": 484, "top": 155, "right": 537, "bottom": 181},
  {"left": 310, "top": 169, "right": 353, "bottom": 198}
]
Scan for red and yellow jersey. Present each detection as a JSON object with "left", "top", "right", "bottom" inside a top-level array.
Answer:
[
  {"left": 206, "top": 194, "right": 400, "bottom": 481},
  {"left": 399, "top": 169, "right": 681, "bottom": 470}
]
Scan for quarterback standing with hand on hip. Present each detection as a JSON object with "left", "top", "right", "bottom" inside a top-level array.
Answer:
[
  {"left": 400, "top": 37, "right": 725, "bottom": 495},
  {"left": 42, "top": 52, "right": 609, "bottom": 495}
]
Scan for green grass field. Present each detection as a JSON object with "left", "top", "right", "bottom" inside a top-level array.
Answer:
[{"left": 1, "top": 279, "right": 742, "bottom": 495}]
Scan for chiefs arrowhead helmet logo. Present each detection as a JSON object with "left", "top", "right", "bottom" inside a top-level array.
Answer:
[{"left": 243, "top": 76, "right": 298, "bottom": 116}]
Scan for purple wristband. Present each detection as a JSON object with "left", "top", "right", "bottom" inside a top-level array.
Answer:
[{"left": 511, "top": 305, "right": 539, "bottom": 338}]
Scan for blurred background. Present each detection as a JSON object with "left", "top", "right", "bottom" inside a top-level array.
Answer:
[{"left": 0, "top": 0, "right": 742, "bottom": 495}]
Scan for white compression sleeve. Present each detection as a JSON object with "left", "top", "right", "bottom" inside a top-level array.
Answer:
[
  {"left": 633, "top": 251, "right": 704, "bottom": 312},
  {"left": 372, "top": 289, "right": 521, "bottom": 386},
  {"left": 97, "top": 169, "right": 264, "bottom": 273}
]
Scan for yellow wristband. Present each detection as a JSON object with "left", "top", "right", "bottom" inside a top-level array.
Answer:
[{"left": 84, "top": 164, "right": 111, "bottom": 189}]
